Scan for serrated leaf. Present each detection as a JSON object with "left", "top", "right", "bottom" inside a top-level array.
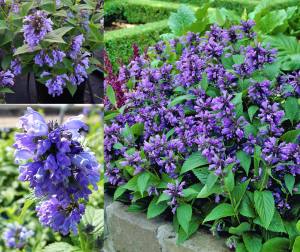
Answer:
[
  {"left": 254, "top": 190, "right": 275, "bottom": 229},
  {"left": 169, "top": 94, "right": 196, "bottom": 107},
  {"left": 284, "top": 97, "right": 299, "bottom": 124},
  {"left": 181, "top": 152, "right": 208, "bottom": 174},
  {"left": 203, "top": 203, "right": 234, "bottom": 223},
  {"left": 243, "top": 233, "right": 262, "bottom": 252},
  {"left": 43, "top": 27, "right": 73, "bottom": 44},
  {"left": 280, "top": 129, "right": 300, "bottom": 143},
  {"left": 114, "top": 187, "right": 126, "bottom": 200},
  {"left": 168, "top": 5, "right": 196, "bottom": 36},
  {"left": 176, "top": 203, "right": 192, "bottom": 234},
  {"left": 284, "top": 174, "right": 295, "bottom": 195},
  {"left": 248, "top": 105, "right": 259, "bottom": 122},
  {"left": 229, "top": 222, "right": 251, "bottom": 235},
  {"left": 81, "top": 206, "right": 104, "bottom": 236},
  {"left": 43, "top": 242, "right": 80, "bottom": 252},
  {"left": 262, "top": 237, "right": 290, "bottom": 252},
  {"left": 147, "top": 196, "right": 168, "bottom": 219},
  {"left": 137, "top": 172, "right": 150, "bottom": 195},
  {"left": 106, "top": 85, "right": 116, "bottom": 107},
  {"left": 236, "top": 151, "right": 251, "bottom": 175}
]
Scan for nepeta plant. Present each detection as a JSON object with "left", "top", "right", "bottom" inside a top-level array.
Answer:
[
  {"left": 2, "top": 223, "right": 34, "bottom": 249},
  {"left": 14, "top": 108, "right": 100, "bottom": 235},
  {"left": 0, "top": 0, "right": 102, "bottom": 97},
  {"left": 105, "top": 21, "right": 300, "bottom": 250}
]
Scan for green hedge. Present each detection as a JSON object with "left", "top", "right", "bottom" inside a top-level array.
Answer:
[
  {"left": 105, "top": 20, "right": 169, "bottom": 70},
  {"left": 105, "top": 0, "right": 182, "bottom": 25}
]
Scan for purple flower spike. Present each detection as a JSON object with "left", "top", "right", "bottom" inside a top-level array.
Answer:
[{"left": 23, "top": 10, "right": 53, "bottom": 48}]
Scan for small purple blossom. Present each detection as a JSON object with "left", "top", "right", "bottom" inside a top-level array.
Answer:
[
  {"left": 2, "top": 223, "right": 34, "bottom": 249},
  {"left": 23, "top": 10, "right": 53, "bottom": 48}
]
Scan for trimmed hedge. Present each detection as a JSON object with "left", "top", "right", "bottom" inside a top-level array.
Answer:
[
  {"left": 105, "top": 20, "right": 170, "bottom": 70},
  {"left": 105, "top": 0, "right": 182, "bottom": 26}
]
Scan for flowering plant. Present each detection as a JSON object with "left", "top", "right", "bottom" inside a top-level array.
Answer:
[
  {"left": 0, "top": 0, "right": 102, "bottom": 97},
  {"left": 14, "top": 107, "right": 100, "bottom": 236},
  {"left": 105, "top": 21, "right": 300, "bottom": 251}
]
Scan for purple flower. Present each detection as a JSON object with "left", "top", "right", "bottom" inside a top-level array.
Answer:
[
  {"left": 15, "top": 108, "right": 100, "bottom": 235},
  {"left": 23, "top": 10, "right": 53, "bottom": 48},
  {"left": 0, "top": 69, "right": 14, "bottom": 87},
  {"left": 240, "top": 20, "right": 256, "bottom": 38},
  {"left": 2, "top": 223, "right": 34, "bottom": 249},
  {"left": 45, "top": 74, "right": 69, "bottom": 97},
  {"left": 69, "top": 52, "right": 90, "bottom": 85},
  {"left": 258, "top": 101, "right": 285, "bottom": 136},
  {"left": 34, "top": 49, "right": 66, "bottom": 67},
  {"left": 69, "top": 34, "right": 84, "bottom": 59},
  {"left": 248, "top": 80, "right": 272, "bottom": 104},
  {"left": 10, "top": 58, "right": 22, "bottom": 75},
  {"left": 163, "top": 181, "right": 185, "bottom": 214},
  {"left": 36, "top": 196, "right": 85, "bottom": 235}
]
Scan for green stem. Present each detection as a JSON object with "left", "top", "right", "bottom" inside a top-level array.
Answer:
[{"left": 78, "top": 227, "right": 91, "bottom": 252}]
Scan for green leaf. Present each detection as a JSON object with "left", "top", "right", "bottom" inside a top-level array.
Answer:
[
  {"left": 169, "top": 94, "right": 196, "bottom": 107},
  {"left": 280, "top": 129, "right": 300, "bottom": 143},
  {"left": 224, "top": 169, "right": 234, "bottom": 192},
  {"left": 200, "top": 73, "right": 208, "bottom": 91},
  {"left": 293, "top": 237, "right": 300, "bottom": 252},
  {"left": 181, "top": 152, "right": 208, "bottom": 174},
  {"left": 239, "top": 192, "right": 256, "bottom": 218},
  {"left": 176, "top": 203, "right": 192, "bottom": 234},
  {"left": 66, "top": 83, "right": 77, "bottom": 97},
  {"left": 229, "top": 222, "right": 251, "bottom": 235},
  {"left": 203, "top": 203, "right": 234, "bottom": 223},
  {"left": 254, "top": 190, "right": 275, "bottom": 229},
  {"left": 81, "top": 206, "right": 104, "bottom": 235},
  {"left": 236, "top": 243, "right": 248, "bottom": 252},
  {"left": 284, "top": 97, "right": 299, "bottom": 124},
  {"left": 17, "top": 199, "right": 34, "bottom": 224},
  {"left": 43, "top": 242, "right": 80, "bottom": 252},
  {"left": 106, "top": 85, "right": 116, "bottom": 107},
  {"left": 243, "top": 233, "right": 262, "bottom": 252},
  {"left": 14, "top": 44, "right": 41, "bottom": 56},
  {"left": 147, "top": 197, "right": 168, "bottom": 219},
  {"left": 0, "top": 87, "right": 14, "bottom": 94},
  {"left": 232, "top": 180, "right": 250, "bottom": 210},
  {"left": 248, "top": 105, "right": 259, "bottom": 122},
  {"left": 157, "top": 193, "right": 171, "bottom": 204},
  {"left": 137, "top": 172, "right": 150, "bottom": 195},
  {"left": 43, "top": 27, "right": 73, "bottom": 44},
  {"left": 131, "top": 123, "right": 144, "bottom": 136},
  {"left": 284, "top": 174, "right": 295, "bottom": 195},
  {"left": 114, "top": 187, "right": 126, "bottom": 200},
  {"left": 197, "top": 172, "right": 220, "bottom": 198},
  {"left": 236, "top": 151, "right": 251, "bottom": 175},
  {"left": 232, "top": 55, "right": 245, "bottom": 65},
  {"left": 297, "top": 221, "right": 300, "bottom": 232},
  {"left": 168, "top": 5, "right": 196, "bottom": 36},
  {"left": 262, "top": 237, "right": 290, "bottom": 252},
  {"left": 254, "top": 210, "right": 286, "bottom": 233}
]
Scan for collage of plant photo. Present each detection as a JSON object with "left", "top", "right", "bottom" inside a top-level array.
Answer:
[{"left": 0, "top": 0, "right": 299, "bottom": 252}]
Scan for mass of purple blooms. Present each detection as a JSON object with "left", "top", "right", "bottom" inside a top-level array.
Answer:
[
  {"left": 23, "top": 10, "right": 53, "bottom": 48},
  {"left": 105, "top": 20, "right": 300, "bottom": 219},
  {"left": 2, "top": 223, "right": 34, "bottom": 249},
  {"left": 14, "top": 108, "right": 100, "bottom": 235}
]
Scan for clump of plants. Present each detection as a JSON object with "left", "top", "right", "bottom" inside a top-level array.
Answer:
[
  {"left": 105, "top": 21, "right": 300, "bottom": 251},
  {"left": 0, "top": 0, "right": 102, "bottom": 97}
]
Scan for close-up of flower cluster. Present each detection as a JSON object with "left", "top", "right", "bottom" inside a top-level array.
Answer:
[
  {"left": 105, "top": 21, "right": 300, "bottom": 250},
  {"left": 14, "top": 107, "right": 100, "bottom": 235},
  {"left": 0, "top": 0, "right": 103, "bottom": 102}
]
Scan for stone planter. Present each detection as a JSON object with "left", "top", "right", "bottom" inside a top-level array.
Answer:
[{"left": 104, "top": 195, "right": 230, "bottom": 252}]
